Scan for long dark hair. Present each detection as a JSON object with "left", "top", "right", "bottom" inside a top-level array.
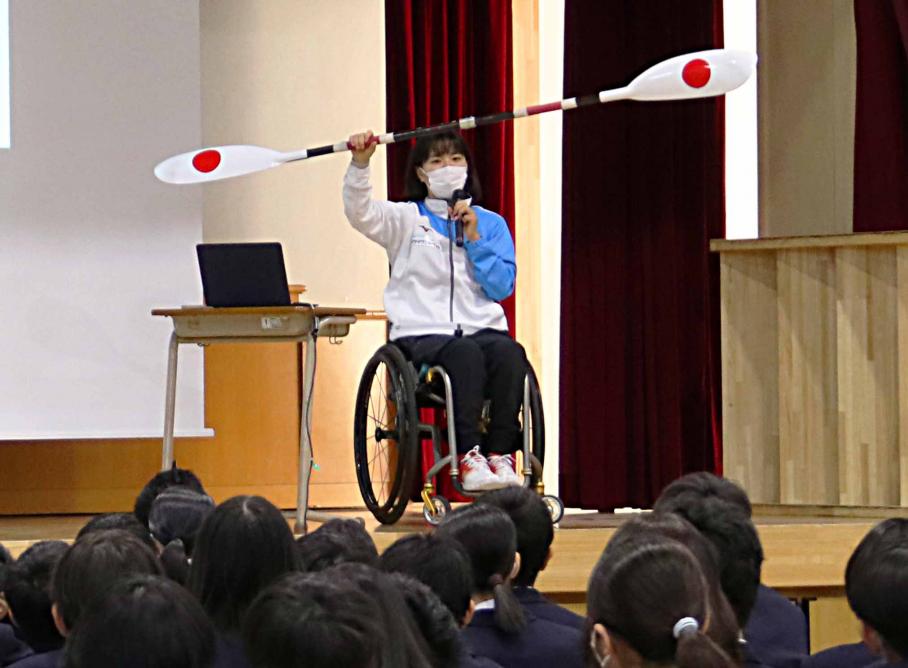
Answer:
[
  {"left": 602, "top": 512, "right": 742, "bottom": 661},
  {"left": 387, "top": 572, "right": 462, "bottom": 668},
  {"left": 402, "top": 130, "right": 482, "bottom": 202},
  {"left": 588, "top": 540, "right": 735, "bottom": 668},
  {"left": 187, "top": 495, "right": 299, "bottom": 633},
  {"left": 436, "top": 504, "right": 525, "bottom": 634},
  {"left": 326, "top": 563, "right": 434, "bottom": 668}
]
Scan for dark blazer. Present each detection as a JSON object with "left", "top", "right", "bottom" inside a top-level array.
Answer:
[
  {"left": 460, "top": 649, "right": 503, "bottom": 668},
  {"left": 0, "top": 624, "right": 32, "bottom": 667},
  {"left": 801, "top": 643, "right": 878, "bottom": 668},
  {"left": 463, "top": 609, "right": 584, "bottom": 668},
  {"left": 7, "top": 649, "right": 63, "bottom": 668},
  {"left": 746, "top": 584, "right": 809, "bottom": 666},
  {"left": 512, "top": 587, "right": 585, "bottom": 631},
  {"left": 212, "top": 633, "right": 252, "bottom": 668}
]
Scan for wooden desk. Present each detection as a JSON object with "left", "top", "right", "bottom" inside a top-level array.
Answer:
[{"left": 152, "top": 305, "right": 366, "bottom": 532}]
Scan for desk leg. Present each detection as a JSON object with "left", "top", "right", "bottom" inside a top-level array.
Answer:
[
  {"left": 161, "top": 331, "right": 179, "bottom": 470},
  {"left": 295, "top": 333, "right": 317, "bottom": 533}
]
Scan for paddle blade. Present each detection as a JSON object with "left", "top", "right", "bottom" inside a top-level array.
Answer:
[
  {"left": 627, "top": 49, "right": 757, "bottom": 102},
  {"left": 154, "top": 145, "right": 293, "bottom": 184}
]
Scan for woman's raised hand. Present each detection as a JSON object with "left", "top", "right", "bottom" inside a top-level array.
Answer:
[{"left": 349, "top": 130, "right": 377, "bottom": 167}]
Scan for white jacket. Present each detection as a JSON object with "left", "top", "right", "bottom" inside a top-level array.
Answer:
[{"left": 343, "top": 162, "right": 515, "bottom": 340}]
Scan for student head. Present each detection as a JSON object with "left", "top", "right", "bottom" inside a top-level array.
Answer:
[
  {"left": 3, "top": 541, "right": 69, "bottom": 650},
  {"left": 387, "top": 572, "right": 462, "bottom": 668},
  {"left": 52, "top": 529, "right": 163, "bottom": 634},
  {"left": 379, "top": 532, "right": 474, "bottom": 626},
  {"left": 403, "top": 130, "right": 482, "bottom": 201},
  {"left": 657, "top": 472, "right": 753, "bottom": 517},
  {"left": 326, "top": 563, "right": 434, "bottom": 667},
  {"left": 134, "top": 464, "right": 206, "bottom": 529},
  {"left": 436, "top": 504, "right": 525, "bottom": 635},
  {"left": 149, "top": 487, "right": 215, "bottom": 556},
  {"left": 476, "top": 486, "right": 554, "bottom": 588},
  {"left": 243, "top": 572, "right": 385, "bottom": 668},
  {"left": 604, "top": 513, "right": 742, "bottom": 660},
  {"left": 76, "top": 512, "right": 156, "bottom": 551},
  {"left": 653, "top": 492, "right": 763, "bottom": 628},
  {"left": 296, "top": 518, "right": 378, "bottom": 572},
  {"left": 588, "top": 538, "right": 735, "bottom": 668},
  {"left": 64, "top": 574, "right": 215, "bottom": 668},
  {"left": 187, "top": 495, "right": 299, "bottom": 633},
  {"left": 845, "top": 518, "right": 908, "bottom": 662}
]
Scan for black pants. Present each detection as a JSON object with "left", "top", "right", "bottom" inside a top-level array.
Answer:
[{"left": 396, "top": 329, "right": 528, "bottom": 455}]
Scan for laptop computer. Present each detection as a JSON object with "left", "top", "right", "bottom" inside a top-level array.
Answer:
[{"left": 197, "top": 242, "right": 295, "bottom": 307}]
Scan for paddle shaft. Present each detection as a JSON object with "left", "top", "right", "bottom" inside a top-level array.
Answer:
[{"left": 292, "top": 93, "right": 608, "bottom": 163}]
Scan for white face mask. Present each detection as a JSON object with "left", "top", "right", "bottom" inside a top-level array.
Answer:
[{"left": 422, "top": 165, "right": 468, "bottom": 200}]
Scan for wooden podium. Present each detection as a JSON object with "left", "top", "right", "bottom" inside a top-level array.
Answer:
[{"left": 712, "top": 232, "right": 908, "bottom": 508}]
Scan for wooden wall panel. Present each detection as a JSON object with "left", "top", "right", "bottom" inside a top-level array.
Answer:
[
  {"left": 835, "top": 248, "right": 899, "bottom": 506},
  {"left": 720, "top": 252, "right": 779, "bottom": 502},
  {"left": 715, "top": 233, "right": 908, "bottom": 509},
  {"left": 777, "top": 249, "right": 839, "bottom": 505},
  {"left": 897, "top": 247, "right": 908, "bottom": 502}
]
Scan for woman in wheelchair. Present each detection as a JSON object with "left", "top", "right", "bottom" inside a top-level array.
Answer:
[{"left": 344, "top": 128, "right": 525, "bottom": 492}]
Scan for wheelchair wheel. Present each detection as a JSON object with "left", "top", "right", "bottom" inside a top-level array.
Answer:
[
  {"left": 524, "top": 365, "right": 546, "bottom": 484},
  {"left": 542, "top": 494, "right": 564, "bottom": 524},
  {"left": 354, "top": 344, "right": 419, "bottom": 524},
  {"left": 422, "top": 494, "right": 451, "bottom": 526}
]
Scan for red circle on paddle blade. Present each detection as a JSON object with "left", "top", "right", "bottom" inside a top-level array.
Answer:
[
  {"left": 682, "top": 59, "right": 711, "bottom": 88},
  {"left": 192, "top": 150, "right": 221, "bottom": 173}
]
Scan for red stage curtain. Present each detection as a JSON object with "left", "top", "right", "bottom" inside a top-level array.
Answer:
[
  {"left": 853, "top": 0, "right": 908, "bottom": 231},
  {"left": 559, "top": 1, "right": 725, "bottom": 510},
  {"left": 384, "top": 0, "right": 515, "bottom": 329}
]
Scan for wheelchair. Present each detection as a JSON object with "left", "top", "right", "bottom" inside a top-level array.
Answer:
[{"left": 353, "top": 342, "right": 565, "bottom": 526}]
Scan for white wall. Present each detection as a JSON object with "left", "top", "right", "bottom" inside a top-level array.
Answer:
[
  {"left": 0, "top": 1, "right": 206, "bottom": 438},
  {"left": 199, "top": 0, "right": 389, "bottom": 505},
  {"left": 758, "top": 0, "right": 856, "bottom": 237},
  {"left": 0, "top": 0, "right": 9, "bottom": 148}
]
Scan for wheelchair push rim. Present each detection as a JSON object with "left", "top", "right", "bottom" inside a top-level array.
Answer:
[{"left": 353, "top": 344, "right": 419, "bottom": 525}]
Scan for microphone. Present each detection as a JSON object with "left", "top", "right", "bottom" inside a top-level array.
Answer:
[{"left": 450, "top": 188, "right": 470, "bottom": 248}]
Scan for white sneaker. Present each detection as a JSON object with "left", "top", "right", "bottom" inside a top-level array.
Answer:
[
  {"left": 460, "top": 446, "right": 504, "bottom": 491},
  {"left": 487, "top": 453, "right": 521, "bottom": 486}
]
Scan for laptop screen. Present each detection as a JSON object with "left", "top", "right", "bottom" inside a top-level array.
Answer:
[{"left": 196, "top": 242, "right": 291, "bottom": 307}]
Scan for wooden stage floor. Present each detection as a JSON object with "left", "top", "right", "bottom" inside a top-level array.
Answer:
[
  {"left": 0, "top": 503, "right": 882, "bottom": 599},
  {"left": 1, "top": 503, "right": 893, "bottom": 653}
]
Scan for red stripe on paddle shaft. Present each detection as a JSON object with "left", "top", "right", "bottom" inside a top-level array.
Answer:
[
  {"left": 345, "top": 136, "right": 381, "bottom": 150},
  {"left": 526, "top": 101, "right": 563, "bottom": 115}
]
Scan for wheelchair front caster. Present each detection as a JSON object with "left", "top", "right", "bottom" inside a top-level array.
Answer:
[
  {"left": 542, "top": 494, "right": 564, "bottom": 524},
  {"left": 423, "top": 495, "right": 452, "bottom": 526}
]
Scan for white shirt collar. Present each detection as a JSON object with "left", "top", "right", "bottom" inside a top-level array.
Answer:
[{"left": 474, "top": 599, "right": 496, "bottom": 612}]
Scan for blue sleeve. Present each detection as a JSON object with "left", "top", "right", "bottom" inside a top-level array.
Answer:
[{"left": 464, "top": 208, "right": 516, "bottom": 301}]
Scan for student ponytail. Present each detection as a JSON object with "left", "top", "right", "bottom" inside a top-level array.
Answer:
[
  {"left": 437, "top": 505, "right": 527, "bottom": 635},
  {"left": 489, "top": 573, "right": 525, "bottom": 635},
  {"left": 673, "top": 618, "right": 735, "bottom": 668}
]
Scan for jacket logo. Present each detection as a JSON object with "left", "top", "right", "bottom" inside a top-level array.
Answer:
[{"left": 411, "top": 236, "right": 441, "bottom": 251}]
